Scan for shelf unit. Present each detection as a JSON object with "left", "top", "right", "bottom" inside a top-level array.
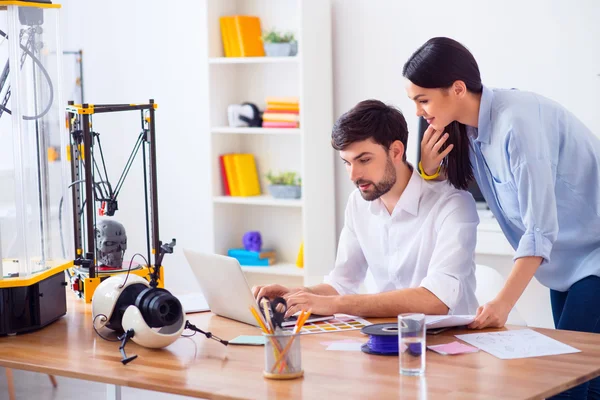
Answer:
[
  {"left": 208, "top": 56, "right": 301, "bottom": 65},
  {"left": 211, "top": 127, "right": 302, "bottom": 135},
  {"left": 203, "top": 0, "right": 335, "bottom": 285}
]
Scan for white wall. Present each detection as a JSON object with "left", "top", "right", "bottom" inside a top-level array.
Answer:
[
  {"left": 60, "top": 0, "right": 210, "bottom": 293},
  {"left": 331, "top": 0, "right": 600, "bottom": 232}
]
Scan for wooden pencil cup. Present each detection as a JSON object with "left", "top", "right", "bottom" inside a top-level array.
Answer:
[{"left": 263, "top": 333, "right": 303, "bottom": 380}]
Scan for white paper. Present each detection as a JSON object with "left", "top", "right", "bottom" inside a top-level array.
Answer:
[
  {"left": 455, "top": 329, "right": 581, "bottom": 359},
  {"left": 176, "top": 292, "right": 210, "bottom": 313},
  {"left": 326, "top": 342, "right": 363, "bottom": 352},
  {"left": 426, "top": 315, "right": 475, "bottom": 329}
]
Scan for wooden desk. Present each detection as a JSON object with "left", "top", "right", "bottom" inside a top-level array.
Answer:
[{"left": 1, "top": 293, "right": 600, "bottom": 400}]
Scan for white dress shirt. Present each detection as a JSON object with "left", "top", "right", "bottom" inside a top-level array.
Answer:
[{"left": 324, "top": 168, "right": 479, "bottom": 315}]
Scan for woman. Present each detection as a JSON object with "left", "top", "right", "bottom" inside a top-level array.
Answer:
[{"left": 403, "top": 37, "right": 600, "bottom": 399}]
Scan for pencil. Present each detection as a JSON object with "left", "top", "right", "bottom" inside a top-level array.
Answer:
[
  {"left": 250, "top": 306, "right": 288, "bottom": 372},
  {"left": 249, "top": 306, "right": 269, "bottom": 334},
  {"left": 273, "top": 309, "right": 312, "bottom": 373}
]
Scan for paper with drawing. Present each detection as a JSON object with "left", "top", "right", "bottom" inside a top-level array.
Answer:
[{"left": 455, "top": 329, "right": 580, "bottom": 359}]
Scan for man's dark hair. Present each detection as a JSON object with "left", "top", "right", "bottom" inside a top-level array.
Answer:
[{"left": 331, "top": 99, "right": 408, "bottom": 161}]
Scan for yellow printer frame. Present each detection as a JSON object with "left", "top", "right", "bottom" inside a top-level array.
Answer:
[{"left": 65, "top": 101, "right": 168, "bottom": 303}]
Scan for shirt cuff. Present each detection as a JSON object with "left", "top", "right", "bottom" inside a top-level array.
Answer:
[
  {"left": 513, "top": 231, "right": 553, "bottom": 262},
  {"left": 420, "top": 273, "right": 460, "bottom": 314},
  {"left": 323, "top": 274, "right": 355, "bottom": 296}
]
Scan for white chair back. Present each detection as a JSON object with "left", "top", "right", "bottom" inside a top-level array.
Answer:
[{"left": 475, "top": 264, "right": 527, "bottom": 326}]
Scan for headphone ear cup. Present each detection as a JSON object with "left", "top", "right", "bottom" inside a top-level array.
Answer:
[
  {"left": 134, "top": 287, "right": 183, "bottom": 328},
  {"left": 241, "top": 102, "right": 262, "bottom": 127},
  {"left": 134, "top": 287, "right": 153, "bottom": 312}
]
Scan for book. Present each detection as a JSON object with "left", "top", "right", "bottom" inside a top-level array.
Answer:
[
  {"left": 232, "top": 154, "right": 261, "bottom": 196},
  {"left": 218, "top": 155, "right": 231, "bottom": 196},
  {"left": 233, "top": 256, "right": 275, "bottom": 267},
  {"left": 228, "top": 248, "right": 276, "bottom": 260},
  {"left": 219, "top": 17, "right": 232, "bottom": 57},
  {"left": 262, "top": 121, "right": 298, "bottom": 128},
  {"left": 223, "top": 154, "right": 240, "bottom": 196},
  {"left": 262, "top": 113, "right": 300, "bottom": 122},
  {"left": 233, "top": 16, "right": 265, "bottom": 57},
  {"left": 264, "top": 109, "right": 300, "bottom": 114},
  {"left": 265, "top": 96, "right": 300, "bottom": 104},
  {"left": 264, "top": 104, "right": 300, "bottom": 112},
  {"left": 219, "top": 16, "right": 241, "bottom": 57}
]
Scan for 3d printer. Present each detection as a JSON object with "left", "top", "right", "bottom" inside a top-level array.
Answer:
[
  {"left": 65, "top": 101, "right": 174, "bottom": 303},
  {"left": 0, "top": 1, "right": 71, "bottom": 335}
]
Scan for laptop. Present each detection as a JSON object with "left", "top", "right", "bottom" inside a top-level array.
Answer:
[{"left": 183, "top": 249, "right": 334, "bottom": 328}]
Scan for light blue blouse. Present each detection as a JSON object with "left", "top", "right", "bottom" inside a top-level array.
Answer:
[{"left": 469, "top": 86, "right": 600, "bottom": 291}]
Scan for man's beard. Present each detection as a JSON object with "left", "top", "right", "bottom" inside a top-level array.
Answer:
[{"left": 355, "top": 157, "right": 397, "bottom": 201}]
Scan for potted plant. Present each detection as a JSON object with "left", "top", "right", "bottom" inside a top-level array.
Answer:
[
  {"left": 266, "top": 171, "right": 302, "bottom": 199},
  {"left": 261, "top": 29, "right": 298, "bottom": 57}
]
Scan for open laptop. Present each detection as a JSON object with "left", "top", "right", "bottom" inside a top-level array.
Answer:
[{"left": 183, "top": 249, "right": 334, "bottom": 328}]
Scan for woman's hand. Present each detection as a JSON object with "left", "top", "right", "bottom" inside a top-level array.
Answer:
[
  {"left": 468, "top": 299, "right": 512, "bottom": 329},
  {"left": 420, "top": 125, "right": 453, "bottom": 176}
]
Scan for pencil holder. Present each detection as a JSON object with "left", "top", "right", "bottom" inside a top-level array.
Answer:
[{"left": 263, "top": 332, "right": 303, "bottom": 380}]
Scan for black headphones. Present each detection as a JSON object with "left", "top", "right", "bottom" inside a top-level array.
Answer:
[
  {"left": 106, "top": 283, "right": 182, "bottom": 331},
  {"left": 134, "top": 286, "right": 182, "bottom": 328},
  {"left": 238, "top": 102, "right": 262, "bottom": 127}
]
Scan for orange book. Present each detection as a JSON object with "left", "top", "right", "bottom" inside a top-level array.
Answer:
[
  {"left": 220, "top": 16, "right": 242, "bottom": 57},
  {"left": 223, "top": 154, "right": 241, "bottom": 196},
  {"left": 266, "top": 96, "right": 299, "bottom": 104},
  {"left": 265, "top": 104, "right": 300, "bottom": 112},
  {"left": 219, "top": 17, "right": 232, "bottom": 57},
  {"left": 233, "top": 16, "right": 265, "bottom": 57}
]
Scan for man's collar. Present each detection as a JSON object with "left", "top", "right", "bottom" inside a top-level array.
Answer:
[
  {"left": 367, "top": 166, "right": 421, "bottom": 218},
  {"left": 392, "top": 167, "right": 421, "bottom": 217}
]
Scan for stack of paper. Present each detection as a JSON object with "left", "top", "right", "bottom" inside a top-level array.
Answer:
[{"left": 426, "top": 315, "right": 475, "bottom": 329}]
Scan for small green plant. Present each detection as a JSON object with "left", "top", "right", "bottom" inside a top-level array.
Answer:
[
  {"left": 265, "top": 171, "right": 301, "bottom": 186},
  {"left": 261, "top": 29, "right": 296, "bottom": 44}
]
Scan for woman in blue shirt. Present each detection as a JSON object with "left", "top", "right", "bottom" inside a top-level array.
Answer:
[{"left": 403, "top": 37, "right": 600, "bottom": 399}]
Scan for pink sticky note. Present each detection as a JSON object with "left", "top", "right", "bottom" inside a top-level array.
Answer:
[{"left": 428, "top": 341, "right": 479, "bottom": 355}]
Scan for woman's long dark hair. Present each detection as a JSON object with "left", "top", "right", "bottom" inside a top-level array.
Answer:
[{"left": 402, "top": 37, "right": 481, "bottom": 190}]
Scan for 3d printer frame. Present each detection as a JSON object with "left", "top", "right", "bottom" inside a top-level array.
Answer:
[{"left": 65, "top": 100, "right": 171, "bottom": 302}]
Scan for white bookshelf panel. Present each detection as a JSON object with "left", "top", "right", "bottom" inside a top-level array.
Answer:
[
  {"left": 209, "top": 57, "right": 300, "bottom": 65},
  {"left": 205, "top": 0, "right": 336, "bottom": 287},
  {"left": 211, "top": 127, "right": 302, "bottom": 135},
  {"left": 213, "top": 203, "right": 303, "bottom": 266},
  {"left": 213, "top": 195, "right": 302, "bottom": 207},
  {"left": 241, "top": 263, "right": 304, "bottom": 277}
]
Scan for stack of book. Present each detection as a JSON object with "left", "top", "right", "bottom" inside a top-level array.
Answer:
[
  {"left": 262, "top": 96, "right": 299, "bottom": 128},
  {"left": 219, "top": 16, "right": 265, "bottom": 57},
  {"left": 227, "top": 248, "right": 276, "bottom": 267},
  {"left": 219, "top": 153, "right": 261, "bottom": 196}
]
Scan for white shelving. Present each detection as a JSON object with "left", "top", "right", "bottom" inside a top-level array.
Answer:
[
  {"left": 203, "top": 0, "right": 336, "bottom": 285},
  {"left": 213, "top": 195, "right": 303, "bottom": 207},
  {"left": 211, "top": 127, "right": 302, "bottom": 135},
  {"left": 209, "top": 56, "right": 300, "bottom": 65},
  {"left": 241, "top": 263, "right": 304, "bottom": 277}
]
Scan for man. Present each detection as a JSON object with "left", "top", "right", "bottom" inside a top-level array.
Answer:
[{"left": 253, "top": 100, "right": 479, "bottom": 318}]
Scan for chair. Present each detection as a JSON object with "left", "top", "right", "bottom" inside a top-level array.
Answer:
[
  {"left": 475, "top": 264, "right": 527, "bottom": 326},
  {"left": 4, "top": 368, "right": 57, "bottom": 400}
]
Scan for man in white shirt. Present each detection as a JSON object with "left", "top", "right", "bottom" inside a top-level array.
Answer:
[{"left": 253, "top": 100, "right": 479, "bottom": 318}]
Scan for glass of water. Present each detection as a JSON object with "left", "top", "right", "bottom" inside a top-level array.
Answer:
[{"left": 398, "top": 313, "right": 426, "bottom": 376}]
